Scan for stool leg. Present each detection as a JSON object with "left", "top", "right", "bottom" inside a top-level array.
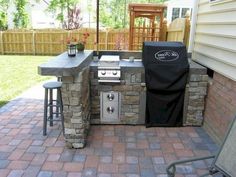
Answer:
[
  {"left": 58, "top": 88, "right": 64, "bottom": 135},
  {"left": 49, "top": 89, "right": 53, "bottom": 127},
  {"left": 43, "top": 89, "right": 48, "bottom": 136},
  {"left": 56, "top": 89, "right": 59, "bottom": 118}
]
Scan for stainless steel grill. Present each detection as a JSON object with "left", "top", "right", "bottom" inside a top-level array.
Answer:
[{"left": 98, "top": 55, "right": 121, "bottom": 83}]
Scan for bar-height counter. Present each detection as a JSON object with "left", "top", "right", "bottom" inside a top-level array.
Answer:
[{"left": 39, "top": 51, "right": 93, "bottom": 148}]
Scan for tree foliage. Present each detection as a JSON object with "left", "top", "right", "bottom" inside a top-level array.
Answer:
[
  {"left": 99, "top": 0, "right": 167, "bottom": 29},
  {"left": 47, "top": 0, "right": 81, "bottom": 29},
  {"left": 0, "top": 0, "right": 9, "bottom": 30},
  {"left": 63, "top": 5, "right": 82, "bottom": 30},
  {"left": 13, "top": 0, "right": 29, "bottom": 28}
]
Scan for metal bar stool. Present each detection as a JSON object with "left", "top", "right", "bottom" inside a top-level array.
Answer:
[{"left": 43, "top": 81, "right": 64, "bottom": 136}]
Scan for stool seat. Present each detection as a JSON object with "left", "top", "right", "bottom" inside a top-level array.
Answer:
[{"left": 43, "top": 81, "right": 62, "bottom": 89}]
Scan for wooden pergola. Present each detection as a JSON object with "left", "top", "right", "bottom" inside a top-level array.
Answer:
[{"left": 129, "top": 4, "right": 167, "bottom": 50}]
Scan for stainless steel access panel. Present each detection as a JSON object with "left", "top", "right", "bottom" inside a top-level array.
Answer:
[{"left": 100, "top": 91, "right": 121, "bottom": 123}]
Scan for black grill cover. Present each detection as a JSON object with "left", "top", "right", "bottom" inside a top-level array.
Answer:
[{"left": 142, "top": 42, "right": 189, "bottom": 127}]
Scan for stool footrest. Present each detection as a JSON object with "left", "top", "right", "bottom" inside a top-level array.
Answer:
[
  {"left": 51, "top": 112, "right": 62, "bottom": 115},
  {"left": 47, "top": 117, "right": 62, "bottom": 121},
  {"left": 47, "top": 104, "right": 61, "bottom": 108}
]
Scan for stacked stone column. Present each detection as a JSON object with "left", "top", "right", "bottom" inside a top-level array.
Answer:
[
  {"left": 183, "top": 70, "right": 208, "bottom": 126},
  {"left": 61, "top": 67, "right": 90, "bottom": 148}
]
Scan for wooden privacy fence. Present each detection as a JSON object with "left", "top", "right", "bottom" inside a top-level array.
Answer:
[
  {"left": 0, "top": 28, "right": 129, "bottom": 55},
  {"left": 0, "top": 17, "right": 190, "bottom": 55}
]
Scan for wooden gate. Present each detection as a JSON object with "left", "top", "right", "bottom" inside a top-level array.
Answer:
[{"left": 167, "top": 12, "right": 191, "bottom": 48}]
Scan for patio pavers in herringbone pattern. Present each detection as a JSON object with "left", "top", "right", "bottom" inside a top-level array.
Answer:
[{"left": 0, "top": 97, "right": 218, "bottom": 177}]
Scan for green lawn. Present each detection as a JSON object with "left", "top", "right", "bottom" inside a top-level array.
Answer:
[{"left": 0, "top": 55, "right": 52, "bottom": 107}]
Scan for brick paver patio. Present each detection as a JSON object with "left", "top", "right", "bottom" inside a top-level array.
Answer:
[{"left": 0, "top": 85, "right": 218, "bottom": 177}]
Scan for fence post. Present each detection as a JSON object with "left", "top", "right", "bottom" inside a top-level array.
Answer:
[
  {"left": 183, "top": 13, "right": 191, "bottom": 48},
  {"left": 49, "top": 29, "right": 53, "bottom": 55},
  {"left": 105, "top": 29, "right": 108, "bottom": 50},
  {"left": 32, "top": 30, "right": 36, "bottom": 55},
  {"left": 160, "top": 19, "right": 167, "bottom": 41},
  {"left": 0, "top": 31, "right": 4, "bottom": 54}
]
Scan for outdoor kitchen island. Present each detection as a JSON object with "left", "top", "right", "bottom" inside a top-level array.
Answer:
[{"left": 38, "top": 50, "right": 208, "bottom": 148}]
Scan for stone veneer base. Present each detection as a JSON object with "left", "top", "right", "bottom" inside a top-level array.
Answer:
[
  {"left": 61, "top": 67, "right": 90, "bottom": 148},
  {"left": 90, "top": 68, "right": 146, "bottom": 124},
  {"left": 90, "top": 59, "right": 208, "bottom": 126}
]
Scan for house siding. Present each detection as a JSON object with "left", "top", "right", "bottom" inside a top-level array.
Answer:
[
  {"left": 192, "top": 0, "right": 236, "bottom": 144},
  {"left": 192, "top": 0, "right": 236, "bottom": 81}
]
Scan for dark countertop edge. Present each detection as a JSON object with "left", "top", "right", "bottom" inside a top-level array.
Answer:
[{"left": 38, "top": 50, "right": 93, "bottom": 76}]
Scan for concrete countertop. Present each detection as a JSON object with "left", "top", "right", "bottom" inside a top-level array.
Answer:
[
  {"left": 90, "top": 59, "right": 144, "bottom": 70},
  {"left": 119, "top": 59, "right": 207, "bottom": 74},
  {"left": 39, "top": 50, "right": 206, "bottom": 76},
  {"left": 38, "top": 50, "right": 93, "bottom": 76},
  {"left": 120, "top": 60, "right": 144, "bottom": 68},
  {"left": 189, "top": 59, "right": 207, "bottom": 75},
  {"left": 91, "top": 58, "right": 206, "bottom": 73}
]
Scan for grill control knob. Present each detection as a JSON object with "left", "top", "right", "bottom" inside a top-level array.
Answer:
[
  {"left": 107, "top": 93, "right": 114, "bottom": 101},
  {"left": 107, "top": 107, "right": 114, "bottom": 114},
  {"left": 112, "top": 71, "right": 117, "bottom": 75},
  {"left": 101, "top": 71, "right": 106, "bottom": 75}
]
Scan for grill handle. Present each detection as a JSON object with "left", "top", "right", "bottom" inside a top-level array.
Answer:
[
  {"left": 107, "top": 93, "right": 114, "bottom": 101},
  {"left": 98, "top": 80, "right": 121, "bottom": 83},
  {"left": 107, "top": 107, "right": 114, "bottom": 114}
]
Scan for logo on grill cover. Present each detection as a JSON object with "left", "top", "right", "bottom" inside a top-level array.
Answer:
[{"left": 155, "top": 50, "right": 179, "bottom": 61}]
